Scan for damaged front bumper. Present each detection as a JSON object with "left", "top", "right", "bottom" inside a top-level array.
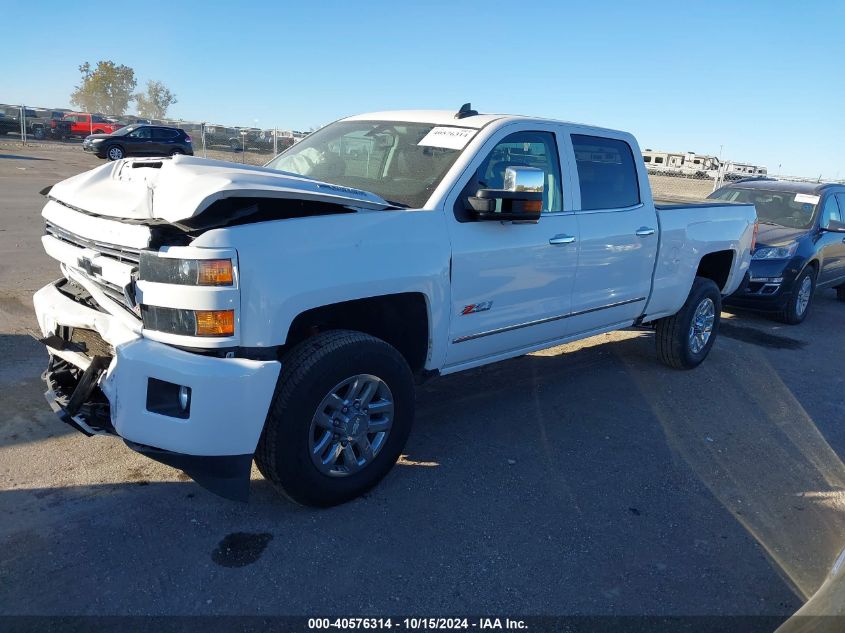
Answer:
[{"left": 33, "top": 278, "right": 281, "bottom": 500}]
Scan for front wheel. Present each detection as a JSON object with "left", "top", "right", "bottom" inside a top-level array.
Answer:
[
  {"left": 106, "top": 145, "right": 124, "bottom": 161},
  {"left": 255, "top": 330, "right": 415, "bottom": 507},
  {"left": 655, "top": 277, "right": 722, "bottom": 370},
  {"left": 776, "top": 267, "right": 815, "bottom": 324}
]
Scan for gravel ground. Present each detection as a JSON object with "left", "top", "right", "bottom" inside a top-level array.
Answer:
[{"left": 1, "top": 147, "right": 844, "bottom": 624}]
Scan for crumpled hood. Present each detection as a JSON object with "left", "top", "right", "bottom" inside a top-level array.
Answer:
[{"left": 47, "top": 155, "right": 393, "bottom": 223}]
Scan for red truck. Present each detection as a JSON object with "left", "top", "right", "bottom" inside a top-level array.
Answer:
[{"left": 63, "top": 113, "right": 122, "bottom": 137}]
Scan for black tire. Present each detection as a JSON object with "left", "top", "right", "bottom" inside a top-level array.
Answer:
[
  {"left": 776, "top": 267, "right": 815, "bottom": 324},
  {"left": 255, "top": 330, "right": 415, "bottom": 507},
  {"left": 170, "top": 148, "right": 184, "bottom": 156},
  {"left": 33, "top": 127, "right": 45, "bottom": 140},
  {"left": 105, "top": 145, "right": 124, "bottom": 161},
  {"left": 655, "top": 276, "right": 722, "bottom": 370}
]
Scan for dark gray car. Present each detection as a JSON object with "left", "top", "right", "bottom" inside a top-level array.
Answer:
[
  {"left": 709, "top": 179, "right": 845, "bottom": 323},
  {"left": 83, "top": 124, "right": 194, "bottom": 161}
]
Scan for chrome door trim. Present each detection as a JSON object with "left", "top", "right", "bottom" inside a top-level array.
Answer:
[
  {"left": 452, "top": 297, "right": 646, "bottom": 344},
  {"left": 575, "top": 202, "right": 645, "bottom": 216}
]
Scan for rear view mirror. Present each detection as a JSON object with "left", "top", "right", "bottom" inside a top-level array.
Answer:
[{"left": 468, "top": 166, "right": 544, "bottom": 223}]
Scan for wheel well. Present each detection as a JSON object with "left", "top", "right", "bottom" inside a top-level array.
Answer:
[
  {"left": 696, "top": 250, "right": 734, "bottom": 292},
  {"left": 286, "top": 293, "right": 430, "bottom": 373}
]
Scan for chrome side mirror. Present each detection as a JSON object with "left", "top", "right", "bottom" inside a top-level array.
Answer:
[{"left": 467, "top": 166, "right": 545, "bottom": 223}]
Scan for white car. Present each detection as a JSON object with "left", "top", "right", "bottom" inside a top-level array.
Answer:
[{"left": 33, "top": 105, "right": 757, "bottom": 505}]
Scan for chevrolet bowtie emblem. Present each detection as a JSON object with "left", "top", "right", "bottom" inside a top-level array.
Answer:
[{"left": 77, "top": 256, "right": 102, "bottom": 276}]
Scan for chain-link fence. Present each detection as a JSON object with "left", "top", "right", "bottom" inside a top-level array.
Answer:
[
  {"left": 0, "top": 102, "right": 309, "bottom": 167},
  {"left": 2, "top": 101, "right": 841, "bottom": 196}
]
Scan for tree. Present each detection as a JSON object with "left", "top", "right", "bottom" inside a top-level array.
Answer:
[
  {"left": 70, "top": 61, "right": 137, "bottom": 115},
  {"left": 134, "top": 80, "right": 178, "bottom": 120}
]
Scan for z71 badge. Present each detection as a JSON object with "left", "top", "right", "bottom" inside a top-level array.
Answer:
[{"left": 461, "top": 301, "right": 493, "bottom": 315}]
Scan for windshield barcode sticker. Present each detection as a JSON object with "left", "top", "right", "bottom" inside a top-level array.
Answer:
[
  {"left": 794, "top": 193, "right": 820, "bottom": 205},
  {"left": 418, "top": 127, "right": 477, "bottom": 150}
]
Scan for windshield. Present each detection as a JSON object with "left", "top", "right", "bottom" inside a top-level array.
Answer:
[
  {"left": 264, "top": 120, "right": 469, "bottom": 208},
  {"left": 710, "top": 187, "right": 819, "bottom": 230}
]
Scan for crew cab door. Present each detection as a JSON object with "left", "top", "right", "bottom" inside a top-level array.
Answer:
[
  {"left": 151, "top": 127, "right": 175, "bottom": 154},
  {"left": 444, "top": 125, "right": 579, "bottom": 369},
  {"left": 818, "top": 193, "right": 845, "bottom": 286},
  {"left": 565, "top": 132, "right": 659, "bottom": 334}
]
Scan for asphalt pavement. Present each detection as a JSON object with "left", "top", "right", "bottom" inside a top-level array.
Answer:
[{"left": 2, "top": 146, "right": 845, "bottom": 622}]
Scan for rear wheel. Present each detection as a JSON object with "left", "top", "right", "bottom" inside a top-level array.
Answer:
[
  {"left": 777, "top": 267, "right": 815, "bottom": 324},
  {"left": 170, "top": 148, "right": 184, "bottom": 156},
  {"left": 255, "top": 330, "right": 415, "bottom": 507},
  {"left": 106, "top": 145, "right": 124, "bottom": 161},
  {"left": 655, "top": 277, "right": 722, "bottom": 369}
]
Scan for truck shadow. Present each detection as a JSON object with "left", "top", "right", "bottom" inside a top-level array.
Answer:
[{"left": 2, "top": 323, "right": 843, "bottom": 616}]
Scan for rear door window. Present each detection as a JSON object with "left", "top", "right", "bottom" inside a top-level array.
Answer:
[
  {"left": 153, "top": 128, "right": 178, "bottom": 140},
  {"left": 571, "top": 134, "right": 641, "bottom": 210}
]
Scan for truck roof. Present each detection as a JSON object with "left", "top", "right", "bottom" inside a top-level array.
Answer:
[{"left": 340, "top": 109, "right": 629, "bottom": 137}]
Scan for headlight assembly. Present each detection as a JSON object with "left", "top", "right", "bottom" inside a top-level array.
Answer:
[
  {"left": 752, "top": 243, "right": 798, "bottom": 260},
  {"left": 139, "top": 252, "right": 234, "bottom": 286}
]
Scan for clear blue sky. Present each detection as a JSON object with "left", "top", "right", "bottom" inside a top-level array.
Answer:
[{"left": 2, "top": 0, "right": 843, "bottom": 177}]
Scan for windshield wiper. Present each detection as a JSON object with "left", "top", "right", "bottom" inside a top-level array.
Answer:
[{"left": 384, "top": 199, "right": 410, "bottom": 209}]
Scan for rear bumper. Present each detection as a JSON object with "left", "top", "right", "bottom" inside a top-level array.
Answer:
[{"left": 33, "top": 279, "right": 281, "bottom": 499}]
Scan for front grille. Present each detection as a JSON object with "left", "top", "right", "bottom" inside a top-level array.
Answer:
[
  {"left": 45, "top": 221, "right": 142, "bottom": 265},
  {"left": 69, "top": 327, "right": 114, "bottom": 358},
  {"left": 45, "top": 221, "right": 140, "bottom": 316}
]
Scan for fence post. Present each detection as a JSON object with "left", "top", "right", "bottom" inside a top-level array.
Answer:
[
  {"left": 201, "top": 123, "right": 207, "bottom": 158},
  {"left": 273, "top": 126, "right": 277, "bottom": 155},
  {"left": 20, "top": 106, "right": 27, "bottom": 144}
]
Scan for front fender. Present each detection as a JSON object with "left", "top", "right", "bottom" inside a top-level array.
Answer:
[{"left": 192, "top": 209, "right": 452, "bottom": 369}]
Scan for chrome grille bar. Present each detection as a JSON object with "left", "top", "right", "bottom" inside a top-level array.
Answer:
[{"left": 45, "top": 221, "right": 142, "bottom": 265}]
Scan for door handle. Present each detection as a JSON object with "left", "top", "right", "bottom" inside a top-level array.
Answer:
[
  {"left": 549, "top": 234, "right": 576, "bottom": 245},
  {"left": 635, "top": 227, "right": 656, "bottom": 237}
]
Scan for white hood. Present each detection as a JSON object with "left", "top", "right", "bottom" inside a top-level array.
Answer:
[{"left": 47, "top": 155, "right": 393, "bottom": 223}]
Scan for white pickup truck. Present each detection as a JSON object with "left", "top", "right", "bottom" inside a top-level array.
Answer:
[{"left": 33, "top": 105, "right": 757, "bottom": 505}]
